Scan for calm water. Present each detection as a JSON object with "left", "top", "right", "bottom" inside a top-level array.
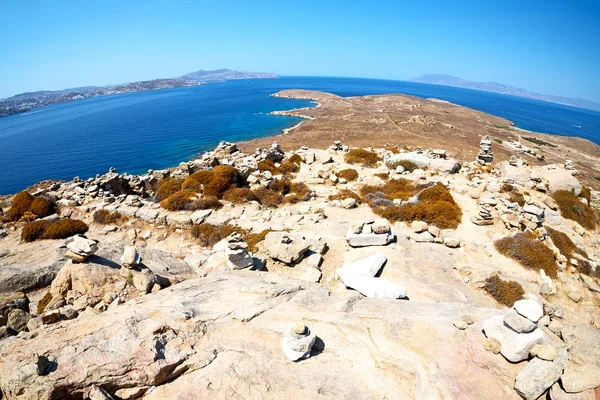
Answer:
[{"left": 1, "top": 76, "right": 599, "bottom": 195}]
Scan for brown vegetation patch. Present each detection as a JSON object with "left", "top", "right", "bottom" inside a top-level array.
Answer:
[
  {"left": 203, "top": 165, "right": 244, "bottom": 198},
  {"left": 244, "top": 229, "right": 272, "bottom": 253},
  {"left": 374, "top": 173, "right": 389, "bottom": 181},
  {"left": 21, "top": 219, "right": 89, "bottom": 242},
  {"left": 385, "top": 147, "right": 400, "bottom": 154},
  {"left": 546, "top": 227, "right": 598, "bottom": 277},
  {"left": 161, "top": 190, "right": 222, "bottom": 211},
  {"left": 6, "top": 191, "right": 33, "bottom": 221},
  {"left": 328, "top": 189, "right": 362, "bottom": 203},
  {"left": 258, "top": 159, "right": 299, "bottom": 176},
  {"left": 156, "top": 178, "right": 183, "bottom": 201},
  {"left": 252, "top": 187, "right": 283, "bottom": 208},
  {"left": 222, "top": 188, "right": 258, "bottom": 204},
  {"left": 288, "top": 154, "right": 303, "bottom": 165},
  {"left": 344, "top": 149, "right": 381, "bottom": 168},
  {"left": 387, "top": 159, "right": 419, "bottom": 172},
  {"left": 484, "top": 274, "right": 525, "bottom": 307},
  {"left": 190, "top": 223, "right": 240, "bottom": 248},
  {"left": 182, "top": 170, "right": 213, "bottom": 191},
  {"left": 580, "top": 186, "right": 591, "bottom": 205},
  {"left": 337, "top": 168, "right": 358, "bottom": 181},
  {"left": 495, "top": 231, "right": 558, "bottom": 278},
  {"left": 6, "top": 192, "right": 54, "bottom": 222},
  {"left": 552, "top": 190, "right": 597, "bottom": 230},
  {"left": 29, "top": 197, "right": 52, "bottom": 219},
  {"left": 93, "top": 209, "right": 125, "bottom": 225}
]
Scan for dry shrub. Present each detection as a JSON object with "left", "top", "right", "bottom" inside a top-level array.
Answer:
[
  {"left": 344, "top": 149, "right": 381, "bottom": 167},
  {"left": 268, "top": 179, "right": 291, "bottom": 195},
  {"left": 546, "top": 227, "right": 598, "bottom": 277},
  {"left": 495, "top": 231, "right": 558, "bottom": 278},
  {"left": 483, "top": 274, "right": 525, "bottom": 306},
  {"left": 337, "top": 168, "right": 358, "bottom": 181},
  {"left": 279, "top": 160, "right": 300, "bottom": 175},
  {"left": 244, "top": 229, "right": 272, "bottom": 253},
  {"left": 93, "top": 209, "right": 124, "bottom": 224},
  {"left": 385, "top": 147, "right": 400, "bottom": 154},
  {"left": 191, "top": 223, "right": 241, "bottom": 248},
  {"left": 328, "top": 189, "right": 361, "bottom": 203},
  {"left": 22, "top": 219, "right": 89, "bottom": 242},
  {"left": 388, "top": 159, "right": 418, "bottom": 172},
  {"left": 222, "top": 187, "right": 258, "bottom": 204},
  {"left": 288, "top": 154, "right": 303, "bottom": 165},
  {"left": 182, "top": 170, "right": 213, "bottom": 191},
  {"left": 500, "top": 183, "right": 514, "bottom": 193},
  {"left": 258, "top": 159, "right": 299, "bottom": 176},
  {"left": 7, "top": 191, "right": 34, "bottom": 221},
  {"left": 204, "top": 165, "right": 244, "bottom": 197},
  {"left": 290, "top": 182, "right": 311, "bottom": 199},
  {"left": 156, "top": 178, "right": 183, "bottom": 201},
  {"left": 552, "top": 190, "right": 597, "bottom": 230},
  {"left": 258, "top": 160, "right": 278, "bottom": 174},
  {"left": 509, "top": 191, "right": 525, "bottom": 207},
  {"left": 360, "top": 178, "right": 425, "bottom": 203},
  {"left": 252, "top": 187, "right": 283, "bottom": 208},
  {"left": 29, "top": 197, "right": 52, "bottom": 218},
  {"left": 37, "top": 292, "right": 53, "bottom": 315},
  {"left": 580, "top": 186, "right": 591, "bottom": 205},
  {"left": 370, "top": 183, "right": 462, "bottom": 229},
  {"left": 161, "top": 190, "right": 222, "bottom": 211},
  {"left": 375, "top": 173, "right": 389, "bottom": 180}
]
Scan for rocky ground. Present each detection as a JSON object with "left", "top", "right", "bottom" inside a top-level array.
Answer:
[{"left": 1, "top": 101, "right": 600, "bottom": 399}]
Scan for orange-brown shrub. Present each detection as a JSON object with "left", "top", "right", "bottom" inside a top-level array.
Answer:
[
  {"left": 7, "top": 191, "right": 34, "bottom": 221},
  {"left": 252, "top": 187, "right": 283, "bottom": 208},
  {"left": 580, "top": 186, "right": 591, "bottom": 205},
  {"left": 500, "top": 183, "right": 514, "bottom": 193},
  {"left": 156, "top": 178, "right": 183, "bottom": 201},
  {"left": 191, "top": 223, "right": 243, "bottom": 247},
  {"left": 288, "top": 154, "right": 303, "bottom": 165},
  {"left": 93, "top": 209, "right": 124, "bottom": 224},
  {"left": 222, "top": 187, "right": 258, "bottom": 204},
  {"left": 375, "top": 173, "right": 389, "bottom": 180},
  {"left": 258, "top": 160, "right": 278, "bottom": 174},
  {"left": 337, "top": 169, "right": 358, "bottom": 181},
  {"left": 385, "top": 147, "right": 400, "bottom": 154},
  {"left": 267, "top": 179, "right": 291, "bottom": 195},
  {"left": 290, "top": 182, "right": 311, "bottom": 199},
  {"left": 22, "top": 219, "right": 89, "bottom": 242},
  {"left": 161, "top": 190, "right": 222, "bottom": 211},
  {"left": 244, "top": 229, "right": 272, "bottom": 253},
  {"left": 182, "top": 170, "right": 213, "bottom": 191},
  {"left": 546, "top": 226, "right": 597, "bottom": 277},
  {"left": 483, "top": 274, "right": 525, "bottom": 306},
  {"left": 495, "top": 231, "right": 558, "bottom": 278},
  {"left": 278, "top": 160, "right": 300, "bottom": 175},
  {"left": 344, "top": 149, "right": 381, "bottom": 167},
  {"left": 509, "top": 191, "right": 525, "bottom": 207},
  {"left": 387, "top": 159, "right": 418, "bottom": 172},
  {"left": 328, "top": 189, "right": 361, "bottom": 203},
  {"left": 552, "top": 190, "right": 597, "bottom": 230},
  {"left": 203, "top": 165, "right": 244, "bottom": 197},
  {"left": 29, "top": 197, "right": 52, "bottom": 219}
]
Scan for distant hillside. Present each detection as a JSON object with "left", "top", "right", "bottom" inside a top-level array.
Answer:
[
  {"left": 180, "top": 68, "right": 279, "bottom": 81},
  {"left": 410, "top": 74, "right": 600, "bottom": 112},
  {"left": 0, "top": 69, "right": 279, "bottom": 117}
]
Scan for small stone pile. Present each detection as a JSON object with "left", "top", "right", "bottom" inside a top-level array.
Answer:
[
  {"left": 65, "top": 235, "right": 98, "bottom": 262},
  {"left": 327, "top": 140, "right": 348, "bottom": 153},
  {"left": 477, "top": 135, "right": 493, "bottom": 165},
  {"left": 346, "top": 218, "right": 394, "bottom": 247},
  {"left": 120, "top": 246, "right": 141, "bottom": 268},
  {"left": 214, "top": 141, "right": 238, "bottom": 157},
  {"left": 225, "top": 233, "right": 253, "bottom": 270},
  {"left": 521, "top": 202, "right": 544, "bottom": 230},
  {"left": 471, "top": 204, "right": 494, "bottom": 226},
  {"left": 483, "top": 299, "right": 545, "bottom": 363},
  {"left": 409, "top": 221, "right": 461, "bottom": 248},
  {"left": 255, "top": 142, "right": 285, "bottom": 162},
  {"left": 281, "top": 322, "right": 317, "bottom": 361}
]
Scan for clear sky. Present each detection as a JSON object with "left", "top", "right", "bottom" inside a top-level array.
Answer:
[{"left": 1, "top": 0, "right": 599, "bottom": 102}]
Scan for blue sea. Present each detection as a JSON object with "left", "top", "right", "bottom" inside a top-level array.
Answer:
[{"left": 1, "top": 76, "right": 599, "bottom": 195}]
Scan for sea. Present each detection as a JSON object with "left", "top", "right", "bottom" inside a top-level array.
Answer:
[{"left": 1, "top": 76, "right": 599, "bottom": 195}]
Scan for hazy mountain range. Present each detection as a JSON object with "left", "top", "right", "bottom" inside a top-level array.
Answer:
[
  {"left": 410, "top": 74, "right": 600, "bottom": 112},
  {"left": 0, "top": 69, "right": 280, "bottom": 117}
]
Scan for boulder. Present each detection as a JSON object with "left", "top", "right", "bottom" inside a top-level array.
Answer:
[
  {"left": 263, "top": 232, "right": 310, "bottom": 265},
  {"left": 371, "top": 219, "right": 390, "bottom": 234},
  {"left": 411, "top": 221, "right": 428, "bottom": 233},
  {"left": 300, "top": 268, "right": 322, "bottom": 283},
  {"left": 345, "top": 227, "right": 394, "bottom": 247},
  {"left": 561, "top": 364, "right": 600, "bottom": 393},
  {"left": 514, "top": 349, "right": 568, "bottom": 400},
  {"left": 483, "top": 315, "right": 545, "bottom": 362},
  {"left": 336, "top": 253, "right": 407, "bottom": 299},
  {"left": 534, "top": 166, "right": 582, "bottom": 195},
  {"left": 336, "top": 253, "right": 387, "bottom": 280},
  {"left": 499, "top": 162, "right": 531, "bottom": 186},
  {"left": 7, "top": 309, "right": 31, "bottom": 332},
  {"left": 504, "top": 308, "right": 537, "bottom": 333},
  {"left": 120, "top": 246, "right": 141, "bottom": 268},
  {"left": 131, "top": 268, "right": 156, "bottom": 294},
  {"left": 514, "top": 299, "right": 544, "bottom": 323}
]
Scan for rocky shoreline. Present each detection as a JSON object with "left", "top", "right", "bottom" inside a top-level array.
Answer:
[{"left": 1, "top": 96, "right": 600, "bottom": 399}]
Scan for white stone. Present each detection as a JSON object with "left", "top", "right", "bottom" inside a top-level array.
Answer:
[
  {"left": 301, "top": 268, "right": 322, "bottom": 283},
  {"left": 504, "top": 308, "right": 537, "bottom": 333},
  {"left": 411, "top": 221, "right": 428, "bottom": 233},
  {"left": 514, "top": 299, "right": 544, "bottom": 322},
  {"left": 345, "top": 228, "right": 394, "bottom": 247},
  {"left": 483, "top": 315, "right": 545, "bottom": 362}
]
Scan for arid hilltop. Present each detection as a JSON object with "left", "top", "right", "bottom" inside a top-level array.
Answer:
[{"left": 240, "top": 90, "right": 600, "bottom": 189}]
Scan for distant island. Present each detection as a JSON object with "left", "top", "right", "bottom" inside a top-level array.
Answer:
[
  {"left": 410, "top": 74, "right": 600, "bottom": 112},
  {"left": 0, "top": 69, "right": 280, "bottom": 117}
]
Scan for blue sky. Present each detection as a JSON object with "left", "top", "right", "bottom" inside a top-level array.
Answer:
[{"left": 1, "top": 0, "right": 599, "bottom": 102}]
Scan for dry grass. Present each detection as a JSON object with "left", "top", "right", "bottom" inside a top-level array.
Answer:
[
  {"left": 21, "top": 219, "right": 89, "bottom": 242},
  {"left": 161, "top": 190, "right": 222, "bottom": 211},
  {"left": 328, "top": 189, "right": 362, "bottom": 203},
  {"left": 337, "top": 168, "right": 358, "bottom": 181},
  {"left": 93, "top": 209, "right": 124, "bottom": 224},
  {"left": 203, "top": 165, "right": 244, "bottom": 198},
  {"left": 182, "top": 170, "right": 213, "bottom": 191},
  {"left": 374, "top": 173, "right": 389, "bottom": 180},
  {"left": 6, "top": 191, "right": 33, "bottom": 221},
  {"left": 501, "top": 183, "right": 525, "bottom": 206},
  {"left": 344, "top": 149, "right": 381, "bottom": 167},
  {"left": 495, "top": 231, "right": 558, "bottom": 278},
  {"left": 368, "top": 183, "right": 462, "bottom": 229},
  {"left": 29, "top": 197, "right": 52, "bottom": 218},
  {"left": 580, "top": 186, "right": 591, "bottom": 205},
  {"left": 190, "top": 223, "right": 241, "bottom": 248},
  {"left": 244, "top": 229, "right": 272, "bottom": 253},
  {"left": 387, "top": 159, "right": 418, "bottom": 172},
  {"left": 258, "top": 159, "right": 299, "bottom": 176},
  {"left": 552, "top": 190, "right": 597, "bottom": 230},
  {"left": 288, "top": 154, "right": 303, "bottom": 165},
  {"left": 483, "top": 274, "right": 525, "bottom": 306},
  {"left": 546, "top": 226, "right": 598, "bottom": 278},
  {"left": 222, "top": 187, "right": 258, "bottom": 204},
  {"left": 252, "top": 187, "right": 283, "bottom": 208},
  {"left": 385, "top": 147, "right": 400, "bottom": 154},
  {"left": 156, "top": 178, "right": 183, "bottom": 201}
]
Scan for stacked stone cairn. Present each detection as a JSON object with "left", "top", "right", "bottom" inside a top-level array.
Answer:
[
  {"left": 65, "top": 235, "right": 98, "bottom": 262},
  {"left": 477, "top": 135, "right": 493, "bottom": 165},
  {"left": 483, "top": 299, "right": 545, "bottom": 363},
  {"left": 346, "top": 218, "right": 394, "bottom": 247},
  {"left": 225, "top": 233, "right": 253, "bottom": 270},
  {"left": 471, "top": 193, "right": 496, "bottom": 226},
  {"left": 521, "top": 202, "right": 545, "bottom": 231},
  {"left": 120, "top": 246, "right": 141, "bottom": 268},
  {"left": 281, "top": 322, "right": 317, "bottom": 361},
  {"left": 328, "top": 140, "right": 348, "bottom": 153}
]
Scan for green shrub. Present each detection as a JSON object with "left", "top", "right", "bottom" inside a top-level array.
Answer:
[
  {"left": 337, "top": 169, "right": 358, "bottom": 181},
  {"left": 484, "top": 274, "right": 525, "bottom": 306},
  {"left": 156, "top": 178, "right": 183, "bottom": 201},
  {"left": 21, "top": 219, "right": 89, "bottom": 242},
  {"left": 344, "top": 149, "right": 381, "bottom": 167},
  {"left": 93, "top": 209, "right": 124, "bottom": 224},
  {"left": 552, "top": 190, "right": 597, "bottom": 230},
  {"left": 7, "top": 191, "right": 34, "bottom": 221},
  {"left": 495, "top": 231, "right": 558, "bottom": 278}
]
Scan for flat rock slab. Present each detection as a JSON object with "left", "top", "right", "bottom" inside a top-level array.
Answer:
[{"left": 345, "top": 228, "right": 394, "bottom": 247}]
